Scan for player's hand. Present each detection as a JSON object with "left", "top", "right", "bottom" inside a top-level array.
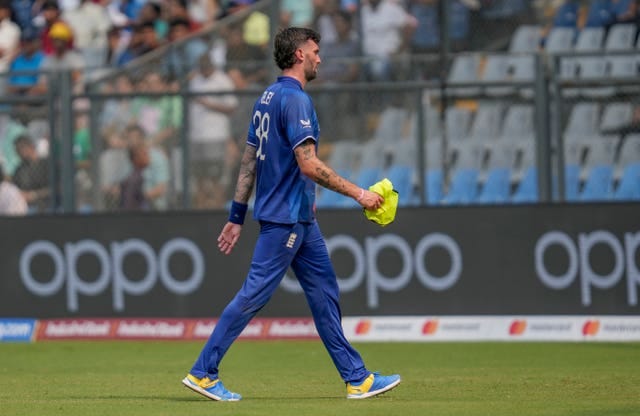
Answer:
[
  {"left": 217, "top": 222, "right": 242, "bottom": 255},
  {"left": 357, "top": 189, "right": 384, "bottom": 211}
]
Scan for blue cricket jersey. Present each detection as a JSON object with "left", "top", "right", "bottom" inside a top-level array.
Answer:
[{"left": 247, "top": 76, "right": 320, "bottom": 224}]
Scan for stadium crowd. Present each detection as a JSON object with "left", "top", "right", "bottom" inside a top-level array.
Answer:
[{"left": 0, "top": 0, "right": 639, "bottom": 214}]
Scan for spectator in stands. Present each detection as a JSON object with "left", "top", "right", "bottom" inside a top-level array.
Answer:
[
  {"left": 281, "top": 0, "right": 314, "bottom": 28},
  {"left": 223, "top": 22, "right": 268, "bottom": 88},
  {"left": 7, "top": 29, "right": 45, "bottom": 95},
  {"left": 409, "top": 0, "right": 472, "bottom": 55},
  {"left": 116, "top": 22, "right": 157, "bottom": 67},
  {"left": 0, "top": 113, "right": 28, "bottom": 177},
  {"left": 187, "top": 0, "right": 222, "bottom": 28},
  {"left": 137, "top": 1, "right": 168, "bottom": 40},
  {"left": 360, "top": 0, "right": 417, "bottom": 82},
  {"left": 73, "top": 112, "right": 91, "bottom": 170},
  {"left": 167, "top": 0, "right": 201, "bottom": 31},
  {"left": 124, "top": 123, "right": 169, "bottom": 210},
  {"left": 31, "top": 21, "right": 85, "bottom": 95},
  {"left": 584, "top": 0, "right": 615, "bottom": 28},
  {"left": 100, "top": 73, "right": 135, "bottom": 146},
  {"left": 315, "top": 10, "right": 361, "bottom": 140},
  {"left": 39, "top": 0, "right": 74, "bottom": 55},
  {"left": 107, "top": 123, "right": 169, "bottom": 211},
  {"left": 139, "top": 18, "right": 164, "bottom": 51},
  {"left": 119, "top": 139, "right": 151, "bottom": 210},
  {"left": 225, "top": 0, "right": 270, "bottom": 49},
  {"left": 316, "top": 10, "right": 359, "bottom": 84},
  {"left": 0, "top": 0, "right": 21, "bottom": 93},
  {"left": 0, "top": 163, "right": 28, "bottom": 215},
  {"left": 103, "top": 0, "right": 129, "bottom": 28},
  {"left": 163, "top": 17, "right": 208, "bottom": 81},
  {"left": 222, "top": 0, "right": 257, "bottom": 17},
  {"left": 552, "top": 0, "right": 581, "bottom": 28},
  {"left": 312, "top": 0, "right": 341, "bottom": 45},
  {"left": 131, "top": 70, "right": 181, "bottom": 151},
  {"left": 72, "top": 111, "right": 92, "bottom": 211},
  {"left": 188, "top": 53, "right": 238, "bottom": 206},
  {"left": 610, "top": 0, "right": 637, "bottom": 24},
  {"left": 115, "top": 0, "right": 146, "bottom": 23},
  {"left": 105, "top": 26, "right": 127, "bottom": 67},
  {"left": 540, "top": 0, "right": 580, "bottom": 46},
  {"left": 63, "top": 0, "right": 112, "bottom": 67},
  {"left": 12, "top": 133, "right": 50, "bottom": 212},
  {"left": 11, "top": 0, "right": 37, "bottom": 32}
]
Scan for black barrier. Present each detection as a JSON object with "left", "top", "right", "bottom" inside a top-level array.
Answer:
[{"left": 1, "top": 205, "right": 639, "bottom": 318}]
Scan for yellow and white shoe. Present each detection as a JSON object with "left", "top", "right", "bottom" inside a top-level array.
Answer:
[
  {"left": 181, "top": 374, "right": 241, "bottom": 401},
  {"left": 346, "top": 372, "right": 401, "bottom": 399}
]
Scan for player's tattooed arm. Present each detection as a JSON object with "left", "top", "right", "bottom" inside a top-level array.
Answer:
[
  {"left": 233, "top": 144, "right": 257, "bottom": 203},
  {"left": 294, "top": 139, "right": 358, "bottom": 198},
  {"left": 295, "top": 139, "right": 384, "bottom": 210}
]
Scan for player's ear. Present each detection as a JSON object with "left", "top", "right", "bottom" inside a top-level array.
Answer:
[{"left": 295, "top": 47, "right": 305, "bottom": 62}]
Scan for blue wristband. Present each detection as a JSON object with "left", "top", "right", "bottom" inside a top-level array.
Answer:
[{"left": 228, "top": 201, "right": 248, "bottom": 225}]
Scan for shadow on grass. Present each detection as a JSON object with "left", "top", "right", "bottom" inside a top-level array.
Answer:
[{"left": 74, "top": 394, "right": 343, "bottom": 402}]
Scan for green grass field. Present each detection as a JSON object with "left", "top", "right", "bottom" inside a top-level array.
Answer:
[{"left": 1, "top": 341, "right": 639, "bottom": 416}]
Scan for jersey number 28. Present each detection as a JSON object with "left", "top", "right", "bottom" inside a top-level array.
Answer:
[{"left": 253, "top": 110, "right": 270, "bottom": 161}]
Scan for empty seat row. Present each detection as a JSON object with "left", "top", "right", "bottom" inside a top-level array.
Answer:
[
  {"left": 319, "top": 132, "right": 640, "bottom": 207},
  {"left": 449, "top": 24, "right": 640, "bottom": 98},
  {"left": 511, "top": 24, "right": 640, "bottom": 54}
]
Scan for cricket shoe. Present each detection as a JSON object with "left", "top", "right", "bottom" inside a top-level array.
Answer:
[
  {"left": 346, "top": 372, "right": 401, "bottom": 399},
  {"left": 182, "top": 374, "right": 242, "bottom": 401}
]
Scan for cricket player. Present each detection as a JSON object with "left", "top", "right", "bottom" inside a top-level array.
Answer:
[{"left": 182, "top": 27, "right": 401, "bottom": 401}]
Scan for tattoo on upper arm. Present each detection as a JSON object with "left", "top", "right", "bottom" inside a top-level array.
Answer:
[{"left": 294, "top": 139, "right": 316, "bottom": 162}]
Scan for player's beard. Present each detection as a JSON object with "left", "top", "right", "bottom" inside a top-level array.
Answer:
[{"left": 305, "top": 64, "right": 318, "bottom": 82}]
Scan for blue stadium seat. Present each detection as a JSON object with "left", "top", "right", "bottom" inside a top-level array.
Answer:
[
  {"left": 509, "top": 25, "right": 542, "bottom": 53},
  {"left": 425, "top": 169, "right": 444, "bottom": 205},
  {"left": 354, "top": 167, "right": 382, "bottom": 189},
  {"left": 579, "top": 165, "right": 614, "bottom": 201},
  {"left": 613, "top": 163, "right": 640, "bottom": 201},
  {"left": 441, "top": 168, "right": 479, "bottom": 205},
  {"left": 477, "top": 167, "right": 511, "bottom": 204},
  {"left": 386, "top": 165, "right": 414, "bottom": 207},
  {"left": 411, "top": 169, "right": 444, "bottom": 205},
  {"left": 512, "top": 166, "right": 538, "bottom": 203},
  {"left": 564, "top": 164, "right": 581, "bottom": 202}
]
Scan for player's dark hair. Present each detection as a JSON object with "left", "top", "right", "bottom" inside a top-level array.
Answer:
[{"left": 273, "top": 27, "right": 321, "bottom": 70}]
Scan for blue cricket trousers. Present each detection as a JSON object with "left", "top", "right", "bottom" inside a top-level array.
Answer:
[{"left": 190, "top": 221, "right": 369, "bottom": 383}]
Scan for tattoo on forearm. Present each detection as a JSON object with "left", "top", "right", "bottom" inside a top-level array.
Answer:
[
  {"left": 315, "top": 167, "right": 347, "bottom": 194},
  {"left": 233, "top": 146, "right": 256, "bottom": 202},
  {"left": 295, "top": 139, "right": 354, "bottom": 198}
]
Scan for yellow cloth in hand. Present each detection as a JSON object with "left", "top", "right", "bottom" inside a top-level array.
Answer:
[{"left": 364, "top": 178, "right": 398, "bottom": 226}]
